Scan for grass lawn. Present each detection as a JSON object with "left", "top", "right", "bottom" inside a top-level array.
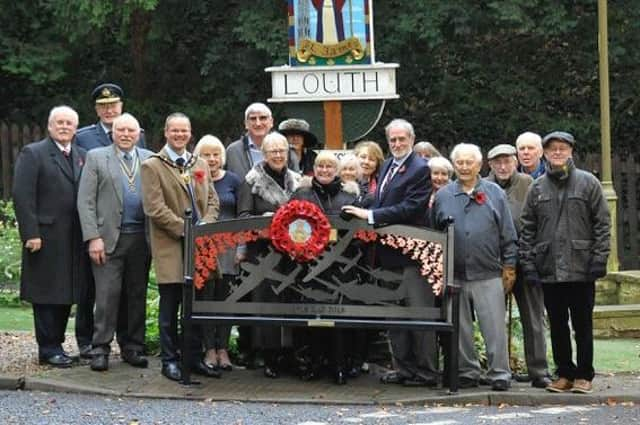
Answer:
[{"left": 0, "top": 306, "right": 74, "bottom": 332}]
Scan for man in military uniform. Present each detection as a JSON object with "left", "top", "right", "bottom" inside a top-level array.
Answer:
[{"left": 76, "top": 83, "right": 146, "bottom": 151}]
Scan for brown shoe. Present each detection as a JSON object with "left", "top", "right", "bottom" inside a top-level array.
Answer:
[
  {"left": 546, "top": 377, "right": 574, "bottom": 393},
  {"left": 572, "top": 379, "right": 593, "bottom": 394}
]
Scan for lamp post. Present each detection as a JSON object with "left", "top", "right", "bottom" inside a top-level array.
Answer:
[{"left": 597, "top": 0, "right": 619, "bottom": 271}]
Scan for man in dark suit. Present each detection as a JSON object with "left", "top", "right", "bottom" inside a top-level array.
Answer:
[
  {"left": 75, "top": 83, "right": 146, "bottom": 151},
  {"left": 342, "top": 119, "right": 437, "bottom": 387},
  {"left": 77, "top": 113, "right": 153, "bottom": 372},
  {"left": 74, "top": 83, "right": 146, "bottom": 358},
  {"left": 13, "top": 105, "right": 88, "bottom": 367}
]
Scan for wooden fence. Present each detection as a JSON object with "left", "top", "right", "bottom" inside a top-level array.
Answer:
[{"left": 1, "top": 121, "right": 638, "bottom": 269}]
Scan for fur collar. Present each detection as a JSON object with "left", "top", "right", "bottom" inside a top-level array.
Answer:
[{"left": 245, "top": 163, "right": 301, "bottom": 206}]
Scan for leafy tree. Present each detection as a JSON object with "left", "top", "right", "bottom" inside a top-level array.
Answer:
[{"left": 0, "top": 0, "right": 638, "bottom": 154}]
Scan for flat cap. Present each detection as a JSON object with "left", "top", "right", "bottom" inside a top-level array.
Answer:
[
  {"left": 278, "top": 118, "right": 318, "bottom": 147},
  {"left": 542, "top": 131, "right": 575, "bottom": 147},
  {"left": 92, "top": 83, "right": 123, "bottom": 104},
  {"left": 487, "top": 144, "right": 517, "bottom": 160}
]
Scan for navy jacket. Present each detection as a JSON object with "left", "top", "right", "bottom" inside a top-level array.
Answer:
[
  {"left": 76, "top": 121, "right": 146, "bottom": 151},
  {"left": 371, "top": 152, "right": 430, "bottom": 267}
]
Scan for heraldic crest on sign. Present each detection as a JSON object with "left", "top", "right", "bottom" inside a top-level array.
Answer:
[{"left": 290, "top": 0, "right": 373, "bottom": 66}]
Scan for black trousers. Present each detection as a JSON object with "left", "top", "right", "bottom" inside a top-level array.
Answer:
[
  {"left": 542, "top": 281, "right": 596, "bottom": 381},
  {"left": 33, "top": 303, "right": 71, "bottom": 358},
  {"left": 158, "top": 283, "right": 202, "bottom": 365}
]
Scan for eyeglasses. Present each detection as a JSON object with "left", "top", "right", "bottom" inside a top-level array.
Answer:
[{"left": 265, "top": 149, "right": 287, "bottom": 156}]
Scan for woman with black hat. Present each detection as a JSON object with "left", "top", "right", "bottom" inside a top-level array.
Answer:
[{"left": 278, "top": 118, "right": 318, "bottom": 176}]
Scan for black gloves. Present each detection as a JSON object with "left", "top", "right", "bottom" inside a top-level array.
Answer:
[
  {"left": 589, "top": 261, "right": 607, "bottom": 281},
  {"left": 523, "top": 270, "right": 541, "bottom": 286}
]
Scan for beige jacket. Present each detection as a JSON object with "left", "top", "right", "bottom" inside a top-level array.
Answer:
[{"left": 141, "top": 148, "right": 219, "bottom": 283}]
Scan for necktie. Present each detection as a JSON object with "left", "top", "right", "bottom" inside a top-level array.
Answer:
[
  {"left": 123, "top": 152, "right": 132, "bottom": 167},
  {"left": 174, "top": 157, "right": 199, "bottom": 223},
  {"left": 379, "top": 162, "right": 398, "bottom": 194},
  {"left": 63, "top": 148, "right": 70, "bottom": 158}
]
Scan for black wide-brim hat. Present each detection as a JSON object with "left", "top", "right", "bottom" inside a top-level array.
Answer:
[{"left": 278, "top": 118, "right": 319, "bottom": 148}]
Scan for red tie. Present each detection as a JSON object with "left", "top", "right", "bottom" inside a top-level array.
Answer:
[
  {"left": 379, "top": 163, "right": 398, "bottom": 194},
  {"left": 63, "top": 148, "right": 70, "bottom": 158}
]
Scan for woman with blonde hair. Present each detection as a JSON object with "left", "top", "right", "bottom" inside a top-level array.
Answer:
[
  {"left": 338, "top": 153, "right": 362, "bottom": 183},
  {"left": 193, "top": 135, "right": 242, "bottom": 371}
]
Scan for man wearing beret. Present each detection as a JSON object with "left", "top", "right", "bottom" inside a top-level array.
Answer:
[
  {"left": 74, "top": 83, "right": 147, "bottom": 359},
  {"left": 486, "top": 144, "right": 551, "bottom": 389},
  {"left": 76, "top": 83, "right": 146, "bottom": 151},
  {"left": 519, "top": 131, "right": 610, "bottom": 394}
]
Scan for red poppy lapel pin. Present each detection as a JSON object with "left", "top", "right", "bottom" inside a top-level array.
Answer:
[
  {"left": 472, "top": 189, "right": 486, "bottom": 205},
  {"left": 193, "top": 169, "right": 206, "bottom": 184}
]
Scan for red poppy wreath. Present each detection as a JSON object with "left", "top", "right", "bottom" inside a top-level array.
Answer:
[{"left": 270, "top": 200, "right": 331, "bottom": 262}]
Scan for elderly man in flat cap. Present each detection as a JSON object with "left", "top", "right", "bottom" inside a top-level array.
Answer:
[
  {"left": 76, "top": 83, "right": 146, "bottom": 151},
  {"left": 486, "top": 144, "right": 551, "bottom": 389},
  {"left": 519, "top": 131, "right": 610, "bottom": 394}
]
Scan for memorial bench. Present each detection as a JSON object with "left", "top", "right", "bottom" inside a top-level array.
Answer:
[{"left": 179, "top": 206, "right": 460, "bottom": 393}]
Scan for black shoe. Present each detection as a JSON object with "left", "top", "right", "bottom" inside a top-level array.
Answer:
[
  {"left": 90, "top": 354, "right": 109, "bottom": 371},
  {"left": 491, "top": 379, "right": 511, "bottom": 391},
  {"left": 459, "top": 377, "right": 479, "bottom": 389},
  {"left": 334, "top": 369, "right": 347, "bottom": 385},
  {"left": 531, "top": 376, "right": 552, "bottom": 388},
  {"left": 380, "top": 371, "right": 406, "bottom": 385},
  {"left": 39, "top": 353, "right": 73, "bottom": 368},
  {"left": 192, "top": 360, "right": 222, "bottom": 378},
  {"left": 161, "top": 362, "right": 182, "bottom": 382},
  {"left": 78, "top": 345, "right": 93, "bottom": 360},
  {"left": 404, "top": 375, "right": 439, "bottom": 388},
  {"left": 300, "top": 368, "right": 321, "bottom": 381},
  {"left": 264, "top": 365, "right": 279, "bottom": 379},
  {"left": 346, "top": 366, "right": 360, "bottom": 379},
  {"left": 121, "top": 350, "right": 148, "bottom": 368},
  {"left": 479, "top": 376, "right": 492, "bottom": 386},
  {"left": 513, "top": 373, "right": 530, "bottom": 382}
]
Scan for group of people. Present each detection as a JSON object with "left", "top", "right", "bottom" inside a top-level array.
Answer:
[{"left": 12, "top": 82, "right": 610, "bottom": 394}]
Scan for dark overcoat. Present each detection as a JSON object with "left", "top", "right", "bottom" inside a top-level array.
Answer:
[{"left": 12, "top": 138, "right": 88, "bottom": 304}]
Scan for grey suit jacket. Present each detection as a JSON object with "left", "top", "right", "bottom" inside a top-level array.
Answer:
[{"left": 77, "top": 145, "right": 153, "bottom": 254}]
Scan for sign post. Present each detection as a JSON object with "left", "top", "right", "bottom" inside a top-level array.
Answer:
[{"left": 267, "top": 0, "right": 398, "bottom": 149}]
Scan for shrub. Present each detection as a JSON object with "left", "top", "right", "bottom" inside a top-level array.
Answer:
[{"left": 0, "top": 201, "right": 22, "bottom": 286}]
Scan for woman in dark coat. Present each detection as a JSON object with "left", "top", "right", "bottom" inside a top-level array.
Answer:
[
  {"left": 237, "top": 132, "right": 301, "bottom": 378},
  {"left": 291, "top": 151, "right": 359, "bottom": 384}
]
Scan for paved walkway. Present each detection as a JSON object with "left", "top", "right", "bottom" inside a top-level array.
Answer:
[{"left": 1, "top": 358, "right": 639, "bottom": 406}]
